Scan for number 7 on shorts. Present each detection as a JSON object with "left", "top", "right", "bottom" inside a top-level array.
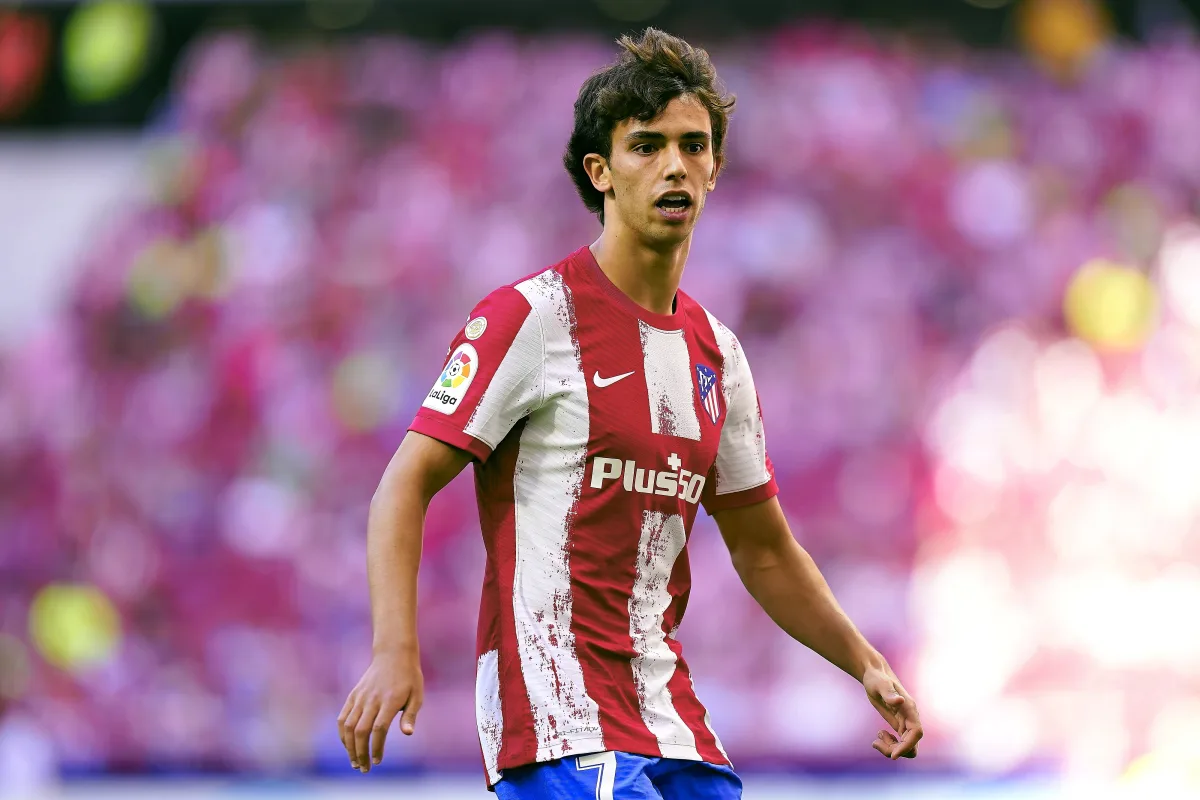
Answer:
[{"left": 576, "top": 751, "right": 617, "bottom": 800}]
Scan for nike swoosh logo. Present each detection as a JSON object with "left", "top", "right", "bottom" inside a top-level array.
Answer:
[{"left": 593, "top": 370, "right": 636, "bottom": 388}]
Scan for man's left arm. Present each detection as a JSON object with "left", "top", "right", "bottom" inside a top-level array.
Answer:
[{"left": 712, "top": 496, "right": 923, "bottom": 760}]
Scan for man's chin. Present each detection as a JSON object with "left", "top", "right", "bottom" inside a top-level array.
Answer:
[
  {"left": 643, "top": 226, "right": 692, "bottom": 248},
  {"left": 649, "top": 213, "right": 695, "bottom": 235}
]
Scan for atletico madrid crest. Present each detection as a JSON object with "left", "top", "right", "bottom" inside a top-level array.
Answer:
[{"left": 695, "top": 364, "right": 721, "bottom": 424}]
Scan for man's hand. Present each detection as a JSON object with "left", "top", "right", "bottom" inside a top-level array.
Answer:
[
  {"left": 337, "top": 647, "right": 424, "bottom": 773},
  {"left": 863, "top": 664, "right": 922, "bottom": 760}
]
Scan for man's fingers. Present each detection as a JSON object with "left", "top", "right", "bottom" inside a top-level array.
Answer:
[
  {"left": 874, "top": 729, "right": 898, "bottom": 758},
  {"left": 353, "top": 698, "right": 381, "bottom": 772},
  {"left": 338, "top": 696, "right": 363, "bottom": 768},
  {"left": 864, "top": 673, "right": 922, "bottom": 761},
  {"left": 400, "top": 693, "right": 423, "bottom": 735},
  {"left": 369, "top": 698, "right": 405, "bottom": 766},
  {"left": 891, "top": 724, "right": 923, "bottom": 759}
]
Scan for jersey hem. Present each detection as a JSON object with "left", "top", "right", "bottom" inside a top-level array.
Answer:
[
  {"left": 491, "top": 731, "right": 731, "bottom": 786},
  {"left": 408, "top": 416, "right": 493, "bottom": 462}
]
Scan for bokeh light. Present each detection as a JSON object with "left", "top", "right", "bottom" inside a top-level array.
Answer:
[
  {"left": 0, "top": 10, "right": 52, "bottom": 118},
  {"left": 1120, "top": 750, "right": 1200, "bottom": 798},
  {"left": 1062, "top": 259, "right": 1158, "bottom": 351},
  {"left": 29, "top": 584, "right": 122, "bottom": 672},
  {"left": 1016, "top": 0, "right": 1111, "bottom": 75},
  {"left": 63, "top": 0, "right": 156, "bottom": 103}
]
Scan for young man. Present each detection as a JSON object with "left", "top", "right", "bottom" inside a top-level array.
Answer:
[{"left": 338, "top": 28, "right": 922, "bottom": 799}]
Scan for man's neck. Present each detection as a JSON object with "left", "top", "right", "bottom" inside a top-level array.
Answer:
[{"left": 589, "top": 225, "right": 690, "bottom": 317}]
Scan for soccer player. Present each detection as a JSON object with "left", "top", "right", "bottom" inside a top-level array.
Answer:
[{"left": 338, "top": 27, "right": 922, "bottom": 799}]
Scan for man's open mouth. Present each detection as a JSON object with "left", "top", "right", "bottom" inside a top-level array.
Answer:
[{"left": 656, "top": 193, "right": 693, "bottom": 211}]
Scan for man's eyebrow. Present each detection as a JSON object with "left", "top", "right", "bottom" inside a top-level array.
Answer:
[
  {"left": 622, "top": 130, "right": 712, "bottom": 143},
  {"left": 623, "top": 130, "right": 665, "bottom": 143}
]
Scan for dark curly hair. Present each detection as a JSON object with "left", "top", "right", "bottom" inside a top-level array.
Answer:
[{"left": 563, "top": 28, "right": 736, "bottom": 221}]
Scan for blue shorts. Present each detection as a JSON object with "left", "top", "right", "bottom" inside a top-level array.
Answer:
[{"left": 493, "top": 751, "right": 742, "bottom": 800}]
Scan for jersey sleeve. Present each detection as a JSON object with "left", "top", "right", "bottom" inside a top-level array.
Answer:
[
  {"left": 408, "top": 286, "right": 545, "bottom": 463},
  {"left": 701, "top": 328, "right": 779, "bottom": 514}
]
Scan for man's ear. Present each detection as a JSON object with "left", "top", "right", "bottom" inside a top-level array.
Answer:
[{"left": 583, "top": 153, "right": 612, "bottom": 194}]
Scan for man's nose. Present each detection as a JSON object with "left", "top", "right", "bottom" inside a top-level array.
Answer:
[{"left": 662, "top": 145, "right": 687, "bottom": 181}]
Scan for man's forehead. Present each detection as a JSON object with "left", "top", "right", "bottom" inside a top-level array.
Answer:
[{"left": 616, "top": 95, "right": 711, "bottom": 135}]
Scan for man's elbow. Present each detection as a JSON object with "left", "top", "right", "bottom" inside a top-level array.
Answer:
[
  {"left": 729, "top": 533, "right": 791, "bottom": 576},
  {"left": 371, "top": 460, "right": 426, "bottom": 512}
]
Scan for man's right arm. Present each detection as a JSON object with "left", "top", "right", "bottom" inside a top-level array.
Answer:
[
  {"left": 337, "top": 431, "right": 472, "bottom": 774},
  {"left": 338, "top": 282, "right": 544, "bottom": 774}
]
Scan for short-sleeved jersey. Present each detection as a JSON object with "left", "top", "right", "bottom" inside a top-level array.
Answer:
[{"left": 409, "top": 246, "right": 777, "bottom": 787}]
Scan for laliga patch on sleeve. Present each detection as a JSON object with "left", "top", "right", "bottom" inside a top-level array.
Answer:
[{"left": 423, "top": 343, "right": 479, "bottom": 414}]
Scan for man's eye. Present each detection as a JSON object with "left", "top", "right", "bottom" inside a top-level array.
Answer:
[
  {"left": 686, "top": 143, "right": 706, "bottom": 153},
  {"left": 634, "top": 144, "right": 655, "bottom": 154}
]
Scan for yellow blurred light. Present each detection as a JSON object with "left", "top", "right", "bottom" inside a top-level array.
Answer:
[
  {"left": 128, "top": 239, "right": 188, "bottom": 318},
  {"left": 1063, "top": 259, "right": 1157, "bottom": 351},
  {"left": 1148, "top": 698, "right": 1200, "bottom": 759},
  {"left": 1016, "top": 0, "right": 1111, "bottom": 75},
  {"left": 126, "top": 231, "right": 227, "bottom": 316},
  {"left": 0, "top": 634, "right": 31, "bottom": 700},
  {"left": 63, "top": 0, "right": 155, "bottom": 103},
  {"left": 1121, "top": 750, "right": 1200, "bottom": 797},
  {"left": 331, "top": 351, "right": 400, "bottom": 432},
  {"left": 29, "top": 583, "right": 121, "bottom": 671}
]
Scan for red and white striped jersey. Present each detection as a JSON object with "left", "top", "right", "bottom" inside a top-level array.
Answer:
[{"left": 409, "top": 246, "right": 777, "bottom": 786}]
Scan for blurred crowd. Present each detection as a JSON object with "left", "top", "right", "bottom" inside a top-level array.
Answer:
[{"left": 2, "top": 11, "right": 1200, "bottom": 786}]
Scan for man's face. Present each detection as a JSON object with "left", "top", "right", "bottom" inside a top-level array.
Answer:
[{"left": 592, "top": 94, "right": 721, "bottom": 246}]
